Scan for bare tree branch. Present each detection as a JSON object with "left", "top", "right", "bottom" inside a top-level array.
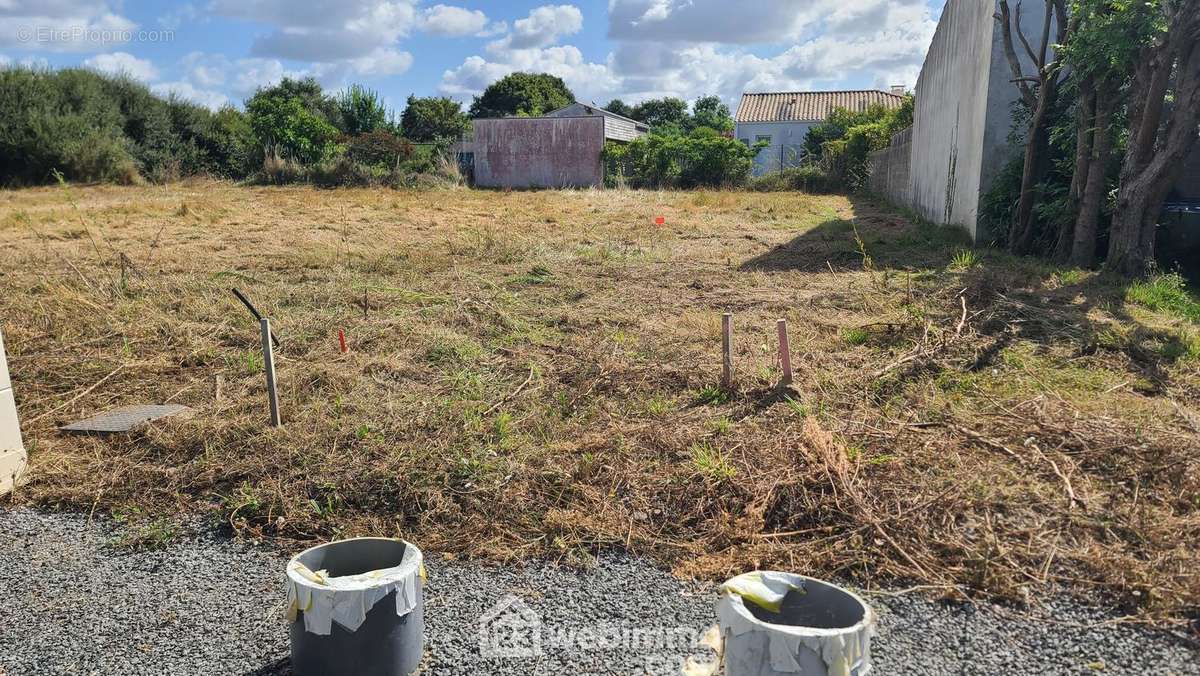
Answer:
[
  {"left": 1038, "top": 0, "right": 1053, "bottom": 69},
  {"left": 997, "top": 1, "right": 1037, "bottom": 108},
  {"left": 1015, "top": 2, "right": 1042, "bottom": 70}
]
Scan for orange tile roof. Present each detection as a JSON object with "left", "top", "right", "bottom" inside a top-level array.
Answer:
[{"left": 735, "top": 90, "right": 906, "bottom": 123}]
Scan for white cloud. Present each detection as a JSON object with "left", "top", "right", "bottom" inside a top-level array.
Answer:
[
  {"left": 418, "top": 5, "right": 497, "bottom": 37},
  {"left": 441, "top": 45, "right": 618, "bottom": 104},
  {"left": 83, "top": 51, "right": 158, "bottom": 81},
  {"left": 157, "top": 3, "right": 197, "bottom": 30},
  {"left": 212, "top": 0, "right": 418, "bottom": 62},
  {"left": 442, "top": 0, "right": 934, "bottom": 107},
  {"left": 152, "top": 80, "right": 229, "bottom": 109},
  {"left": 489, "top": 4, "right": 583, "bottom": 52},
  {"left": 0, "top": 0, "right": 137, "bottom": 52}
]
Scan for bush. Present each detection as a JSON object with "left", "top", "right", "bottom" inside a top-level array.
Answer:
[
  {"left": 310, "top": 156, "right": 381, "bottom": 188},
  {"left": 604, "top": 129, "right": 757, "bottom": 188},
  {"left": 344, "top": 130, "right": 414, "bottom": 168},
  {"left": 255, "top": 147, "right": 308, "bottom": 185},
  {"left": 246, "top": 82, "right": 340, "bottom": 165},
  {"left": 750, "top": 166, "right": 838, "bottom": 193},
  {"left": 0, "top": 66, "right": 260, "bottom": 185},
  {"left": 804, "top": 97, "right": 914, "bottom": 191}
]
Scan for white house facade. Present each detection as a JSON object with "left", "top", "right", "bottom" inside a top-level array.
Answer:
[{"left": 735, "top": 90, "right": 907, "bottom": 177}]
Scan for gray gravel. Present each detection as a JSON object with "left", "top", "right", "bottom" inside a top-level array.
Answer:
[{"left": 0, "top": 508, "right": 1195, "bottom": 675}]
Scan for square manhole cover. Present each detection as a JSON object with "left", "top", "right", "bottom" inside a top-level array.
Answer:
[{"left": 60, "top": 404, "right": 193, "bottom": 434}]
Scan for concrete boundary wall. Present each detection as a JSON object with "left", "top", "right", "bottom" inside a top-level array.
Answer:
[
  {"left": 0, "top": 329, "right": 28, "bottom": 496},
  {"left": 868, "top": 127, "right": 913, "bottom": 207},
  {"left": 869, "top": 0, "right": 1050, "bottom": 241}
]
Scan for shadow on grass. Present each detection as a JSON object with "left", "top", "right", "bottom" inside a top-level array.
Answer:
[{"left": 738, "top": 193, "right": 1198, "bottom": 389}]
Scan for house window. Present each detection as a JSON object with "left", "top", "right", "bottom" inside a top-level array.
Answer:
[
  {"left": 740, "top": 138, "right": 751, "bottom": 147},
  {"left": 755, "top": 135, "right": 772, "bottom": 145}
]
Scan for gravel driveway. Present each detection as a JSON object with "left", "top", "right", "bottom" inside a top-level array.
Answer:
[{"left": 0, "top": 508, "right": 1195, "bottom": 675}]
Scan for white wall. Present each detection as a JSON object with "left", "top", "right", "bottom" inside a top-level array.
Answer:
[
  {"left": 908, "top": 0, "right": 1050, "bottom": 241},
  {"left": 735, "top": 121, "right": 814, "bottom": 176},
  {"left": 0, "top": 328, "right": 27, "bottom": 495}
]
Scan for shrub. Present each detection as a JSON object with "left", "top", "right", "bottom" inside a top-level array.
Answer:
[
  {"left": 343, "top": 130, "right": 414, "bottom": 168},
  {"left": 336, "top": 84, "right": 391, "bottom": 136},
  {"left": 750, "top": 166, "right": 838, "bottom": 193},
  {"left": 0, "top": 66, "right": 260, "bottom": 185},
  {"left": 246, "top": 83, "right": 340, "bottom": 165},
  {"left": 804, "top": 97, "right": 914, "bottom": 191},
  {"left": 310, "top": 156, "right": 381, "bottom": 188},
  {"left": 255, "top": 147, "right": 308, "bottom": 185},
  {"left": 604, "top": 129, "right": 756, "bottom": 188}
]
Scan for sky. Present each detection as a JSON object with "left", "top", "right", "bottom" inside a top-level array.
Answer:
[{"left": 0, "top": 0, "right": 944, "bottom": 111}]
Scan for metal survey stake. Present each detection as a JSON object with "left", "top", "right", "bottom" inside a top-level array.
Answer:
[{"left": 261, "top": 318, "right": 281, "bottom": 427}]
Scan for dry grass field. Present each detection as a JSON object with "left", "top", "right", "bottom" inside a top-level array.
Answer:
[{"left": 1, "top": 180, "right": 1197, "bottom": 621}]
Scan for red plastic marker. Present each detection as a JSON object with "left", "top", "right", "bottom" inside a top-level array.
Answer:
[
  {"left": 654, "top": 216, "right": 665, "bottom": 225},
  {"left": 338, "top": 329, "right": 348, "bottom": 354}
]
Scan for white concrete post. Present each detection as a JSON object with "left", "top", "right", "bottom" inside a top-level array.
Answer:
[{"left": 0, "top": 328, "right": 29, "bottom": 496}]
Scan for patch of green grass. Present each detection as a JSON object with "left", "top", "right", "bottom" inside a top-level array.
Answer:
[
  {"left": 783, "top": 396, "right": 808, "bottom": 418},
  {"left": 949, "top": 248, "right": 981, "bottom": 271},
  {"left": 510, "top": 265, "right": 553, "bottom": 285},
  {"left": 842, "top": 327, "right": 870, "bottom": 346},
  {"left": 693, "top": 385, "right": 731, "bottom": 406},
  {"left": 644, "top": 395, "right": 672, "bottom": 416},
  {"left": 225, "top": 350, "right": 263, "bottom": 375},
  {"left": 424, "top": 336, "right": 484, "bottom": 366},
  {"left": 1052, "top": 269, "right": 1089, "bottom": 286},
  {"left": 109, "top": 518, "right": 179, "bottom": 551},
  {"left": 1126, "top": 273, "right": 1200, "bottom": 323},
  {"left": 691, "top": 441, "right": 737, "bottom": 481},
  {"left": 1160, "top": 330, "right": 1200, "bottom": 362},
  {"left": 709, "top": 416, "right": 732, "bottom": 434}
]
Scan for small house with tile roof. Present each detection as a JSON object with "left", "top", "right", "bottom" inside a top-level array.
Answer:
[{"left": 735, "top": 89, "right": 907, "bottom": 176}]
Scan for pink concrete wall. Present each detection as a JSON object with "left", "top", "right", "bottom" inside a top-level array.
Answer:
[{"left": 472, "top": 116, "right": 605, "bottom": 188}]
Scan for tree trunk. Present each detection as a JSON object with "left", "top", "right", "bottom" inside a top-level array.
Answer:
[
  {"left": 1105, "top": 9, "right": 1200, "bottom": 276},
  {"left": 1069, "top": 83, "right": 1112, "bottom": 268},
  {"left": 1057, "top": 81, "right": 1096, "bottom": 261},
  {"left": 1010, "top": 78, "right": 1057, "bottom": 255}
]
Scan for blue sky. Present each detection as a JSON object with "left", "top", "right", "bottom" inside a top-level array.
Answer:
[{"left": 0, "top": 1, "right": 943, "bottom": 111}]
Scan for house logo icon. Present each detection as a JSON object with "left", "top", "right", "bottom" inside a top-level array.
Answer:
[{"left": 478, "top": 594, "right": 543, "bottom": 658}]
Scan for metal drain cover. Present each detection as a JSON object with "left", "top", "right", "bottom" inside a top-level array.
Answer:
[{"left": 60, "top": 404, "right": 193, "bottom": 434}]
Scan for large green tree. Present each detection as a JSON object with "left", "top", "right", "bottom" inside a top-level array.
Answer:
[
  {"left": 246, "top": 78, "right": 340, "bottom": 164},
  {"left": 630, "top": 97, "right": 689, "bottom": 130},
  {"left": 689, "top": 95, "right": 734, "bottom": 133},
  {"left": 603, "top": 99, "right": 634, "bottom": 118},
  {"left": 337, "top": 84, "right": 391, "bottom": 136},
  {"left": 468, "top": 72, "right": 574, "bottom": 118},
  {"left": 401, "top": 95, "right": 470, "bottom": 142},
  {"left": 1105, "top": 0, "right": 1200, "bottom": 275}
]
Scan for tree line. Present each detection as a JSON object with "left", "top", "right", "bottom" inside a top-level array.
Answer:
[{"left": 990, "top": 0, "right": 1199, "bottom": 276}]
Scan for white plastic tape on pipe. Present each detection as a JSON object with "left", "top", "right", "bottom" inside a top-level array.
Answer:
[
  {"left": 285, "top": 538, "right": 424, "bottom": 636},
  {"left": 717, "top": 572, "right": 875, "bottom": 676}
]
